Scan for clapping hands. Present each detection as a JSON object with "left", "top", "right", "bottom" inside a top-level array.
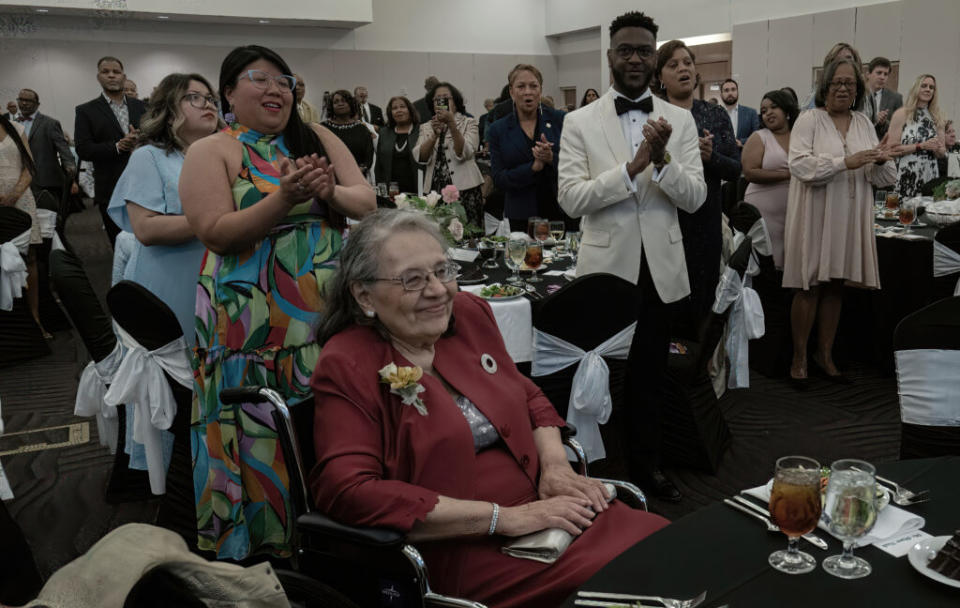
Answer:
[
  {"left": 699, "top": 128, "right": 714, "bottom": 163},
  {"left": 278, "top": 154, "right": 336, "bottom": 205},
  {"left": 531, "top": 133, "right": 554, "bottom": 172},
  {"left": 642, "top": 117, "right": 672, "bottom": 166}
]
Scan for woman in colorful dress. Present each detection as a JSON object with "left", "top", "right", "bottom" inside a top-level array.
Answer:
[
  {"left": 886, "top": 74, "right": 947, "bottom": 198},
  {"left": 179, "top": 45, "right": 375, "bottom": 560},
  {"left": 413, "top": 82, "right": 484, "bottom": 228}
]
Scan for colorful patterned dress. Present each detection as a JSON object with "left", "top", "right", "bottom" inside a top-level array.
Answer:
[{"left": 191, "top": 123, "right": 342, "bottom": 560}]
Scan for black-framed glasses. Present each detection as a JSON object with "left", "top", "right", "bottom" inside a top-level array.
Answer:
[
  {"left": 239, "top": 69, "right": 296, "bottom": 92},
  {"left": 180, "top": 92, "right": 219, "bottom": 110},
  {"left": 614, "top": 44, "right": 656, "bottom": 60},
  {"left": 373, "top": 261, "right": 460, "bottom": 291},
  {"left": 828, "top": 80, "right": 857, "bottom": 90}
]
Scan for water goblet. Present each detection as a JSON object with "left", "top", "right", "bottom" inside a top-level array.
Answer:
[
  {"left": 526, "top": 216, "right": 544, "bottom": 240},
  {"left": 505, "top": 239, "right": 527, "bottom": 285},
  {"left": 549, "top": 221, "right": 566, "bottom": 254},
  {"left": 768, "top": 456, "right": 822, "bottom": 575},
  {"left": 822, "top": 459, "right": 878, "bottom": 579},
  {"left": 899, "top": 199, "right": 916, "bottom": 233},
  {"left": 565, "top": 231, "right": 581, "bottom": 270},
  {"left": 874, "top": 190, "right": 887, "bottom": 214},
  {"left": 388, "top": 181, "right": 400, "bottom": 199},
  {"left": 478, "top": 240, "right": 499, "bottom": 269}
]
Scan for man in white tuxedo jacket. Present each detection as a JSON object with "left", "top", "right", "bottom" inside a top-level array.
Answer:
[{"left": 558, "top": 11, "right": 706, "bottom": 501}]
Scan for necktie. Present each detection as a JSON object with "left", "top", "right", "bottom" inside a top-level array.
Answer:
[{"left": 615, "top": 96, "right": 653, "bottom": 116}]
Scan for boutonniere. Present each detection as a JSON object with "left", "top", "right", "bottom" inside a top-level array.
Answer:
[
  {"left": 378, "top": 363, "right": 427, "bottom": 416},
  {"left": 545, "top": 122, "right": 552, "bottom": 129}
]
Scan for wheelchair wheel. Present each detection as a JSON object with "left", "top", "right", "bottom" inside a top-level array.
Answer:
[{"left": 277, "top": 570, "right": 362, "bottom": 608}]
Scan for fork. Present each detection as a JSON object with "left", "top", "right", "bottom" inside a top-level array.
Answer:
[
  {"left": 577, "top": 589, "right": 706, "bottom": 608},
  {"left": 875, "top": 474, "right": 930, "bottom": 506}
]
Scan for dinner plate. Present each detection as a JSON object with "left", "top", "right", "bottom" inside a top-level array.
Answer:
[
  {"left": 457, "top": 273, "right": 488, "bottom": 286},
  {"left": 476, "top": 284, "right": 526, "bottom": 301},
  {"left": 908, "top": 536, "right": 960, "bottom": 589}
]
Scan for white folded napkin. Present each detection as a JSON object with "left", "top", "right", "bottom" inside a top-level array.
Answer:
[
  {"left": 449, "top": 248, "right": 480, "bottom": 263},
  {"left": 743, "top": 483, "right": 925, "bottom": 548}
]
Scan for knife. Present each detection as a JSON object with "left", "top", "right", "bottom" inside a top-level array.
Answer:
[{"left": 733, "top": 494, "right": 829, "bottom": 550}]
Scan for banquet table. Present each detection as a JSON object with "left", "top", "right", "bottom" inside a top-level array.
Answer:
[{"left": 561, "top": 456, "right": 960, "bottom": 607}]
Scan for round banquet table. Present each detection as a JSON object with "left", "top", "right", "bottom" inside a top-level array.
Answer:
[{"left": 560, "top": 456, "right": 960, "bottom": 607}]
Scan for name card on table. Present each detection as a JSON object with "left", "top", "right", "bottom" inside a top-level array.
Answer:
[
  {"left": 449, "top": 248, "right": 480, "bottom": 263},
  {"left": 876, "top": 530, "right": 933, "bottom": 558}
]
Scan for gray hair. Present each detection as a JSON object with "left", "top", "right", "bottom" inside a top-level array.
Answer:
[{"left": 317, "top": 209, "right": 448, "bottom": 344}]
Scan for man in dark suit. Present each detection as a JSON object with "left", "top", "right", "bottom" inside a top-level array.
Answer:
[
  {"left": 413, "top": 76, "right": 439, "bottom": 124},
  {"left": 74, "top": 56, "right": 146, "bottom": 247},
  {"left": 353, "top": 86, "right": 384, "bottom": 129},
  {"left": 864, "top": 56, "right": 903, "bottom": 140},
  {"left": 3, "top": 100, "right": 17, "bottom": 120},
  {"left": 477, "top": 98, "right": 495, "bottom": 147},
  {"left": 15, "top": 88, "right": 76, "bottom": 204},
  {"left": 720, "top": 78, "right": 760, "bottom": 153}
]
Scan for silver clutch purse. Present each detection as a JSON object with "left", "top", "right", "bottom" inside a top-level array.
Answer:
[{"left": 501, "top": 483, "right": 616, "bottom": 564}]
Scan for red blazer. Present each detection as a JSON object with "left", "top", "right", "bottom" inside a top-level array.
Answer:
[{"left": 308, "top": 292, "right": 564, "bottom": 531}]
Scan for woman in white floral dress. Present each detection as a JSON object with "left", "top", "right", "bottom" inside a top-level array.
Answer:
[{"left": 886, "top": 74, "right": 947, "bottom": 197}]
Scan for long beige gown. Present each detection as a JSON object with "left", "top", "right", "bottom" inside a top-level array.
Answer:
[{"left": 782, "top": 109, "right": 896, "bottom": 290}]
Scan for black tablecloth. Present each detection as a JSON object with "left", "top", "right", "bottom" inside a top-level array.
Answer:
[
  {"left": 459, "top": 246, "right": 571, "bottom": 302},
  {"left": 561, "top": 456, "right": 960, "bottom": 607}
]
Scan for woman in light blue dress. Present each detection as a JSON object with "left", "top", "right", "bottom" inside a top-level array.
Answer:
[{"left": 107, "top": 73, "right": 222, "bottom": 481}]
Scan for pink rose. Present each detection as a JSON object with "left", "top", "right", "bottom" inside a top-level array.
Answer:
[{"left": 441, "top": 184, "right": 460, "bottom": 204}]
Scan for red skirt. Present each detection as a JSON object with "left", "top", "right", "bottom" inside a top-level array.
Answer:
[{"left": 418, "top": 446, "right": 670, "bottom": 608}]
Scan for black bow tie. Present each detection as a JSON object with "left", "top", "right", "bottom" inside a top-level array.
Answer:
[{"left": 615, "top": 96, "right": 653, "bottom": 116}]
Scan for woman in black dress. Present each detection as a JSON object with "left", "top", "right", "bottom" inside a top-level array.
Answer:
[
  {"left": 655, "top": 40, "right": 741, "bottom": 336},
  {"left": 374, "top": 96, "right": 420, "bottom": 194},
  {"left": 322, "top": 89, "right": 374, "bottom": 177}
]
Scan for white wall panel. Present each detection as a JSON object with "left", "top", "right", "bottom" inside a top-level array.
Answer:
[
  {"left": 765, "top": 15, "right": 814, "bottom": 102},
  {"left": 731, "top": 20, "right": 769, "bottom": 116},
  {"left": 854, "top": 1, "right": 903, "bottom": 64},
  {"left": 900, "top": 0, "right": 960, "bottom": 124}
]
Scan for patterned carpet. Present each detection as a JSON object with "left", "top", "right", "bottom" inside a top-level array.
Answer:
[{"left": 0, "top": 203, "right": 903, "bottom": 595}]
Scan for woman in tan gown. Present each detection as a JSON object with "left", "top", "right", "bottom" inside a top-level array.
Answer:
[{"left": 782, "top": 58, "right": 896, "bottom": 381}]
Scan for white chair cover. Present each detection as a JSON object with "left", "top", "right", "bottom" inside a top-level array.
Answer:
[
  {"left": 895, "top": 349, "right": 960, "bottom": 426},
  {"left": 531, "top": 322, "right": 637, "bottom": 462},
  {"left": 932, "top": 240, "right": 960, "bottom": 296},
  {"left": 112, "top": 231, "right": 137, "bottom": 286},
  {"left": 712, "top": 235, "right": 765, "bottom": 389},
  {"left": 34, "top": 208, "right": 65, "bottom": 252},
  {"left": 103, "top": 325, "right": 192, "bottom": 494},
  {"left": 0, "top": 396, "right": 11, "bottom": 500},
  {"left": 746, "top": 217, "right": 773, "bottom": 258},
  {"left": 74, "top": 340, "right": 126, "bottom": 454},
  {"left": 0, "top": 228, "right": 31, "bottom": 311}
]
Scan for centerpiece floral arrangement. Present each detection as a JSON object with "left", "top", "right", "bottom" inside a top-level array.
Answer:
[
  {"left": 393, "top": 185, "right": 481, "bottom": 245},
  {"left": 932, "top": 179, "right": 960, "bottom": 202}
]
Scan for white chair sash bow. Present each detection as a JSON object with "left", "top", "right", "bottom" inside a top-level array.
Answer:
[
  {"left": 0, "top": 228, "right": 31, "bottom": 311},
  {"left": 747, "top": 217, "right": 773, "bottom": 258},
  {"left": 895, "top": 349, "right": 960, "bottom": 426},
  {"left": 34, "top": 208, "right": 65, "bottom": 251},
  {"left": 932, "top": 240, "right": 960, "bottom": 296},
  {"left": 532, "top": 322, "right": 637, "bottom": 462},
  {"left": 484, "top": 213, "right": 510, "bottom": 236},
  {"left": 74, "top": 340, "right": 126, "bottom": 453},
  {"left": 713, "top": 235, "right": 765, "bottom": 389},
  {"left": 103, "top": 324, "right": 192, "bottom": 494}
]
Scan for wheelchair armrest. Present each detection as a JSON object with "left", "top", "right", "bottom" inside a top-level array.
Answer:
[
  {"left": 297, "top": 511, "right": 406, "bottom": 548},
  {"left": 560, "top": 422, "right": 577, "bottom": 441},
  {"left": 561, "top": 431, "right": 588, "bottom": 477},
  {"left": 594, "top": 477, "right": 648, "bottom": 512}
]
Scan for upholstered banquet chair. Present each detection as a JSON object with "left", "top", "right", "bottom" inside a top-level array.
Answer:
[
  {"left": 105, "top": 280, "right": 195, "bottom": 541},
  {"left": 932, "top": 221, "right": 960, "bottom": 301},
  {"left": 0, "top": 206, "right": 49, "bottom": 366},
  {"left": 893, "top": 296, "right": 960, "bottom": 458}
]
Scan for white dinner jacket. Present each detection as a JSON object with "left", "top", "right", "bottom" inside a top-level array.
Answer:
[{"left": 558, "top": 89, "right": 706, "bottom": 303}]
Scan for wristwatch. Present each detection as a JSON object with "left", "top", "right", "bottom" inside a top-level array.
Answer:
[{"left": 654, "top": 151, "right": 671, "bottom": 171}]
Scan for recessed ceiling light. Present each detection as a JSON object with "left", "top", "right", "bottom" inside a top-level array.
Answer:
[
  {"left": 259, "top": 19, "right": 270, "bottom": 24},
  {"left": 158, "top": 15, "right": 169, "bottom": 19},
  {"left": 35, "top": 8, "right": 49, "bottom": 12}
]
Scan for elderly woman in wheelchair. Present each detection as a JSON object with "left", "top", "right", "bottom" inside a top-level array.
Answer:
[{"left": 307, "top": 209, "right": 668, "bottom": 607}]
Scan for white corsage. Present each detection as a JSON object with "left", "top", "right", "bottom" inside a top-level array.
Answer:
[{"left": 378, "top": 362, "right": 427, "bottom": 416}]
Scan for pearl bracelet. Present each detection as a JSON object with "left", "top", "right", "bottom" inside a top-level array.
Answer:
[{"left": 488, "top": 502, "right": 500, "bottom": 535}]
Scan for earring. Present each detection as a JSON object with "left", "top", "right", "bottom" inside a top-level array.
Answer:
[
  {"left": 365, "top": 309, "right": 375, "bottom": 318},
  {"left": 224, "top": 104, "right": 236, "bottom": 124}
]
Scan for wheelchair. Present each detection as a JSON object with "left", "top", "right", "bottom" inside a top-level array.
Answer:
[{"left": 219, "top": 386, "right": 649, "bottom": 608}]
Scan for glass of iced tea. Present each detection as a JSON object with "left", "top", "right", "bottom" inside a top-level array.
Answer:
[
  {"left": 885, "top": 192, "right": 900, "bottom": 210},
  {"left": 768, "top": 455, "right": 822, "bottom": 574},
  {"left": 524, "top": 241, "right": 543, "bottom": 283},
  {"left": 899, "top": 199, "right": 916, "bottom": 232}
]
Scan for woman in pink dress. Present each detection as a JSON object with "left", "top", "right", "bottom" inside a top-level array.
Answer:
[
  {"left": 742, "top": 90, "right": 800, "bottom": 269},
  {"left": 781, "top": 59, "right": 896, "bottom": 381},
  {"left": 309, "top": 209, "right": 668, "bottom": 608}
]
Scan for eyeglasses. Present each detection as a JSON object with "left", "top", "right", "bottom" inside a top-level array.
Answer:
[
  {"left": 374, "top": 261, "right": 460, "bottom": 291},
  {"left": 239, "top": 69, "right": 297, "bottom": 93},
  {"left": 614, "top": 45, "right": 656, "bottom": 60},
  {"left": 180, "top": 92, "right": 219, "bottom": 110},
  {"left": 15, "top": 97, "right": 37, "bottom": 104},
  {"left": 828, "top": 80, "right": 857, "bottom": 90}
]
